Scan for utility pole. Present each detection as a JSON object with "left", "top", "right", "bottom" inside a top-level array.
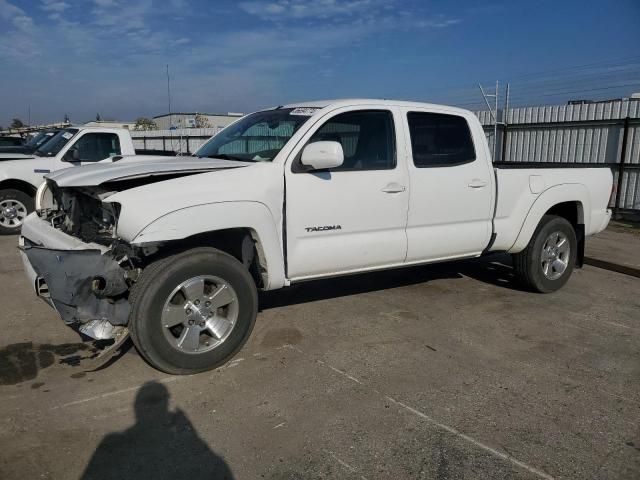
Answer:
[
  {"left": 166, "top": 64, "right": 172, "bottom": 128},
  {"left": 479, "top": 81, "right": 500, "bottom": 162},
  {"left": 167, "top": 63, "right": 178, "bottom": 153}
]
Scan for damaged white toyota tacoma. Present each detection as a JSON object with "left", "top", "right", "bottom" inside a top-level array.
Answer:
[{"left": 19, "top": 99, "right": 613, "bottom": 374}]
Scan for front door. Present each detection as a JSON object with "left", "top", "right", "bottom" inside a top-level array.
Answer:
[{"left": 285, "top": 108, "right": 409, "bottom": 280}]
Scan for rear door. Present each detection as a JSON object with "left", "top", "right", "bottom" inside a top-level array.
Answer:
[
  {"left": 285, "top": 107, "right": 409, "bottom": 279},
  {"left": 401, "top": 108, "right": 494, "bottom": 262}
]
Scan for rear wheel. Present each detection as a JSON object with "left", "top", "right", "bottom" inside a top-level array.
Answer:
[
  {"left": 0, "top": 189, "right": 33, "bottom": 235},
  {"left": 513, "top": 215, "right": 577, "bottom": 293},
  {"left": 129, "top": 247, "right": 258, "bottom": 374}
]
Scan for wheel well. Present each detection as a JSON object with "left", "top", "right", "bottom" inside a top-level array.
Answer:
[
  {"left": 545, "top": 201, "right": 585, "bottom": 267},
  {"left": 0, "top": 179, "right": 37, "bottom": 197},
  {"left": 140, "top": 228, "right": 267, "bottom": 289},
  {"left": 545, "top": 201, "right": 583, "bottom": 227}
]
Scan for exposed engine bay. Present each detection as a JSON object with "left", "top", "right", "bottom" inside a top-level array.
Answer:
[{"left": 50, "top": 186, "right": 120, "bottom": 245}]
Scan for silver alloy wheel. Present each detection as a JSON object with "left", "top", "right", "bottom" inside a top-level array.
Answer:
[
  {"left": 161, "top": 275, "right": 239, "bottom": 354},
  {"left": 541, "top": 231, "right": 570, "bottom": 280},
  {"left": 0, "top": 199, "right": 27, "bottom": 229}
]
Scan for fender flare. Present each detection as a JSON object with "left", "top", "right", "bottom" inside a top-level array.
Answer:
[
  {"left": 129, "top": 201, "right": 285, "bottom": 290},
  {"left": 509, "top": 183, "right": 589, "bottom": 253}
]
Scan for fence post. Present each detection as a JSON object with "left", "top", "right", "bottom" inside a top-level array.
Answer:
[
  {"left": 162, "top": 136, "right": 166, "bottom": 151},
  {"left": 614, "top": 116, "right": 630, "bottom": 217},
  {"left": 143, "top": 137, "right": 146, "bottom": 149},
  {"left": 186, "top": 137, "right": 190, "bottom": 154},
  {"left": 500, "top": 123, "right": 508, "bottom": 163}
]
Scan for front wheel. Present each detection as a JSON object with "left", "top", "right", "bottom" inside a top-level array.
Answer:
[
  {"left": 0, "top": 189, "right": 33, "bottom": 235},
  {"left": 129, "top": 247, "right": 258, "bottom": 374},
  {"left": 513, "top": 215, "right": 577, "bottom": 293}
]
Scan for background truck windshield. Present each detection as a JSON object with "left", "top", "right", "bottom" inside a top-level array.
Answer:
[
  {"left": 35, "top": 128, "right": 79, "bottom": 157},
  {"left": 195, "top": 108, "right": 314, "bottom": 162},
  {"left": 25, "top": 131, "right": 56, "bottom": 148}
]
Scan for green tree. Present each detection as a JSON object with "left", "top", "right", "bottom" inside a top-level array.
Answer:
[
  {"left": 11, "top": 118, "right": 24, "bottom": 129},
  {"left": 134, "top": 117, "right": 158, "bottom": 131}
]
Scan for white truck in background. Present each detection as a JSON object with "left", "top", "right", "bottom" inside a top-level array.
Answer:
[
  {"left": 0, "top": 126, "right": 174, "bottom": 234},
  {"left": 20, "top": 99, "right": 613, "bottom": 374}
]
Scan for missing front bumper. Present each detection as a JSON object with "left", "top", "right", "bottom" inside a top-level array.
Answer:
[
  {"left": 19, "top": 214, "right": 131, "bottom": 332},
  {"left": 22, "top": 245, "right": 131, "bottom": 327}
]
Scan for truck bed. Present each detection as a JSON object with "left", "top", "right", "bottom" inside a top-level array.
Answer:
[{"left": 491, "top": 166, "right": 613, "bottom": 253}]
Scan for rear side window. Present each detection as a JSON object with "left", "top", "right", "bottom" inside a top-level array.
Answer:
[{"left": 407, "top": 112, "right": 475, "bottom": 167}]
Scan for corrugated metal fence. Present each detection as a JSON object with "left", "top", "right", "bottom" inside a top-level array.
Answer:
[
  {"left": 476, "top": 100, "right": 640, "bottom": 214},
  {"left": 130, "top": 100, "right": 640, "bottom": 215},
  {"left": 131, "top": 128, "right": 217, "bottom": 154}
]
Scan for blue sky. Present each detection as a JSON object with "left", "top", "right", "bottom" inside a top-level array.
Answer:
[{"left": 0, "top": 0, "right": 639, "bottom": 126}]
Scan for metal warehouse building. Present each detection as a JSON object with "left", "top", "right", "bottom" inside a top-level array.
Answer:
[{"left": 153, "top": 112, "right": 243, "bottom": 131}]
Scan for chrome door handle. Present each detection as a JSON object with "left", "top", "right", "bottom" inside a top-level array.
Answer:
[
  {"left": 381, "top": 183, "right": 406, "bottom": 193},
  {"left": 468, "top": 179, "right": 488, "bottom": 188}
]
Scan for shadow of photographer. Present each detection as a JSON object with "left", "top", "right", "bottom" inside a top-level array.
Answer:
[{"left": 81, "top": 381, "right": 233, "bottom": 480}]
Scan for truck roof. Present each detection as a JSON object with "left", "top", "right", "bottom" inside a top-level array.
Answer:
[{"left": 279, "top": 98, "right": 472, "bottom": 116}]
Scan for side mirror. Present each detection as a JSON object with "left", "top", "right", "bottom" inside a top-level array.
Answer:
[
  {"left": 62, "top": 147, "right": 80, "bottom": 163},
  {"left": 301, "top": 141, "right": 344, "bottom": 171}
]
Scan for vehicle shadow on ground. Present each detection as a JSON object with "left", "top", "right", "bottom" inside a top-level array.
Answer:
[
  {"left": 81, "top": 381, "right": 234, "bottom": 480},
  {"left": 259, "top": 254, "right": 524, "bottom": 310}
]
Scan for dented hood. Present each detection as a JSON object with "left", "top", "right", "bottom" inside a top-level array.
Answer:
[{"left": 46, "top": 155, "right": 248, "bottom": 187}]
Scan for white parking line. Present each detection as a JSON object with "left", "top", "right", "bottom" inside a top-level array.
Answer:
[
  {"left": 285, "top": 345, "right": 555, "bottom": 480},
  {"left": 50, "top": 376, "right": 183, "bottom": 410},
  {"left": 325, "top": 450, "right": 369, "bottom": 480}
]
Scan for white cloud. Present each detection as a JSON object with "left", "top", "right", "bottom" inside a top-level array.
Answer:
[
  {"left": 41, "top": 0, "right": 70, "bottom": 13},
  {"left": 93, "top": 0, "right": 117, "bottom": 7},
  {"left": 239, "top": 0, "right": 376, "bottom": 20},
  {"left": 238, "top": 0, "right": 461, "bottom": 32},
  {"left": 0, "top": 0, "right": 35, "bottom": 32}
]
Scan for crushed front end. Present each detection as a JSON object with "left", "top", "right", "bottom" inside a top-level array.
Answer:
[{"left": 19, "top": 180, "right": 139, "bottom": 341}]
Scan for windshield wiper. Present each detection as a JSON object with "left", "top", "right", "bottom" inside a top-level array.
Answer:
[{"left": 200, "top": 154, "right": 259, "bottom": 162}]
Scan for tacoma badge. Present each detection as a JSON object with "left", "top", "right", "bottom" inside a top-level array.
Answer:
[{"left": 305, "top": 225, "right": 342, "bottom": 233}]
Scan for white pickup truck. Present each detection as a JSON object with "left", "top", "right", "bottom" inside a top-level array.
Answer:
[
  {"left": 20, "top": 99, "right": 613, "bottom": 374},
  {"left": 0, "top": 126, "right": 173, "bottom": 235}
]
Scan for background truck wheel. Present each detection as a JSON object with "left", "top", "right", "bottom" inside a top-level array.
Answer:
[
  {"left": 0, "top": 189, "right": 33, "bottom": 235},
  {"left": 513, "top": 215, "right": 577, "bottom": 293},
  {"left": 129, "top": 247, "right": 258, "bottom": 375}
]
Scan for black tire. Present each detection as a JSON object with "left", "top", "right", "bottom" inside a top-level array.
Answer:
[
  {"left": 129, "top": 247, "right": 258, "bottom": 374},
  {"left": 513, "top": 215, "right": 577, "bottom": 293},
  {"left": 0, "top": 189, "right": 34, "bottom": 235}
]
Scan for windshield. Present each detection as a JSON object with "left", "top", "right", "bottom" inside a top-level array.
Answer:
[
  {"left": 195, "top": 108, "right": 316, "bottom": 162},
  {"left": 25, "top": 132, "right": 46, "bottom": 147},
  {"left": 35, "top": 128, "right": 78, "bottom": 157},
  {"left": 25, "top": 131, "right": 57, "bottom": 148}
]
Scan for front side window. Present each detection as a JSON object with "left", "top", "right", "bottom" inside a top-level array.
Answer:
[
  {"left": 306, "top": 110, "right": 395, "bottom": 171},
  {"left": 74, "top": 133, "right": 121, "bottom": 162},
  {"left": 407, "top": 112, "right": 475, "bottom": 167},
  {"left": 195, "top": 109, "right": 313, "bottom": 162}
]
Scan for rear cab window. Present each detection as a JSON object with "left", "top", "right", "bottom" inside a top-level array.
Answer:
[{"left": 407, "top": 112, "right": 475, "bottom": 167}]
